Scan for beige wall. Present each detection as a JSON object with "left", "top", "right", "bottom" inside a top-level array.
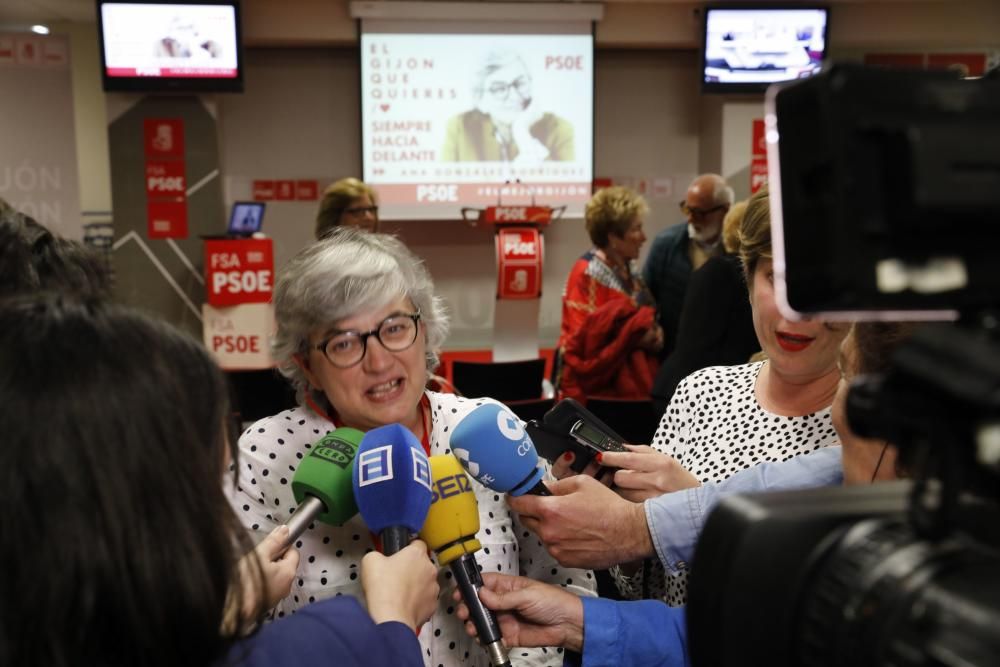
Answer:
[{"left": 45, "top": 0, "right": 1000, "bottom": 347}]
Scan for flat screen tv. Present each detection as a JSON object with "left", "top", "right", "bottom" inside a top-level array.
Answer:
[
  {"left": 701, "top": 6, "right": 829, "bottom": 94},
  {"left": 97, "top": 1, "right": 243, "bottom": 93}
]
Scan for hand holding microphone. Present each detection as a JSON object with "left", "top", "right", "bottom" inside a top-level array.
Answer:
[
  {"left": 281, "top": 427, "right": 365, "bottom": 551},
  {"left": 353, "top": 423, "right": 434, "bottom": 554},
  {"left": 451, "top": 403, "right": 551, "bottom": 497},
  {"left": 224, "top": 524, "right": 301, "bottom": 632},
  {"left": 234, "top": 427, "right": 364, "bottom": 628},
  {"left": 453, "top": 573, "right": 585, "bottom": 654},
  {"left": 420, "top": 455, "right": 512, "bottom": 667},
  {"left": 361, "top": 539, "right": 440, "bottom": 633}
]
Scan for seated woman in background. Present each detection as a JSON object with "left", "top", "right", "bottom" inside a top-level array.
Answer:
[
  {"left": 0, "top": 295, "right": 438, "bottom": 667},
  {"left": 557, "top": 186, "right": 662, "bottom": 403},
  {"left": 230, "top": 227, "right": 595, "bottom": 667},
  {"left": 315, "top": 177, "right": 380, "bottom": 237},
  {"left": 611, "top": 185, "right": 847, "bottom": 605},
  {"left": 650, "top": 199, "right": 760, "bottom": 415},
  {"left": 461, "top": 320, "right": 912, "bottom": 667}
]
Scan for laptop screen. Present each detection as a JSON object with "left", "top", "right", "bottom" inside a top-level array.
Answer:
[{"left": 228, "top": 201, "right": 265, "bottom": 236}]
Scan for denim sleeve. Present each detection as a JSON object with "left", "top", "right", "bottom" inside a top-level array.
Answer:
[
  {"left": 579, "top": 597, "right": 689, "bottom": 667},
  {"left": 644, "top": 446, "right": 844, "bottom": 572}
]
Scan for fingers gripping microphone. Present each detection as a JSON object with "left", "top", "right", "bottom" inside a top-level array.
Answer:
[
  {"left": 281, "top": 427, "right": 364, "bottom": 550},
  {"left": 352, "top": 423, "right": 433, "bottom": 555},
  {"left": 451, "top": 403, "right": 551, "bottom": 496},
  {"left": 420, "top": 455, "right": 512, "bottom": 667}
]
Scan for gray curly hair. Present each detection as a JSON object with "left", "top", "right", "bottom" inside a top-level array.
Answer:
[{"left": 272, "top": 227, "right": 449, "bottom": 408}]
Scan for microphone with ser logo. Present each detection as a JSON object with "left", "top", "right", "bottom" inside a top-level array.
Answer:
[{"left": 420, "top": 454, "right": 512, "bottom": 667}]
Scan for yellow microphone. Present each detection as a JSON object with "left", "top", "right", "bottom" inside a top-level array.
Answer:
[{"left": 420, "top": 455, "right": 511, "bottom": 667}]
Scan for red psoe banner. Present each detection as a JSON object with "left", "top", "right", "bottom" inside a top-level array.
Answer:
[
  {"left": 145, "top": 161, "right": 186, "bottom": 197},
  {"left": 144, "top": 118, "right": 184, "bottom": 158},
  {"left": 144, "top": 117, "right": 187, "bottom": 238},
  {"left": 147, "top": 198, "right": 188, "bottom": 239},
  {"left": 750, "top": 118, "right": 768, "bottom": 194},
  {"left": 495, "top": 227, "right": 543, "bottom": 300},
  {"left": 204, "top": 238, "right": 275, "bottom": 306},
  {"left": 252, "top": 180, "right": 275, "bottom": 201}
]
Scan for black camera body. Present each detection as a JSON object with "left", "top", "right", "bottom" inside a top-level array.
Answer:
[{"left": 686, "top": 64, "right": 1000, "bottom": 667}]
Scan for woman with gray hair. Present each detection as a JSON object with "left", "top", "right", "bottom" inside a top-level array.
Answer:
[{"left": 229, "top": 227, "right": 596, "bottom": 667}]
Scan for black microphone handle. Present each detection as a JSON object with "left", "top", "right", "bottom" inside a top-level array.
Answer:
[
  {"left": 380, "top": 526, "right": 410, "bottom": 556},
  {"left": 450, "top": 554, "right": 512, "bottom": 667},
  {"left": 525, "top": 479, "right": 552, "bottom": 496}
]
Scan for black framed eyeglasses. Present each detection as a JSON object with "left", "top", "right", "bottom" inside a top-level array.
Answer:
[
  {"left": 314, "top": 311, "right": 421, "bottom": 368},
  {"left": 679, "top": 201, "right": 726, "bottom": 219},
  {"left": 343, "top": 205, "right": 379, "bottom": 217}
]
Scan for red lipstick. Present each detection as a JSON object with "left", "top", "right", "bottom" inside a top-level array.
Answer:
[{"left": 776, "top": 331, "right": 814, "bottom": 352}]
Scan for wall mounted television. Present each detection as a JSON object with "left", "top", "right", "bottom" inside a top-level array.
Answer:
[
  {"left": 701, "top": 5, "right": 829, "bottom": 94},
  {"left": 97, "top": 1, "right": 244, "bottom": 93}
]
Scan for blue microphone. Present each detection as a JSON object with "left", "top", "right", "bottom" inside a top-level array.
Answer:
[
  {"left": 352, "top": 423, "right": 434, "bottom": 554},
  {"left": 450, "top": 403, "right": 551, "bottom": 496}
]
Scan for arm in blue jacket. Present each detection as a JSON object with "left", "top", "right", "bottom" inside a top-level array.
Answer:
[
  {"left": 562, "top": 597, "right": 689, "bottom": 667},
  {"left": 226, "top": 596, "right": 423, "bottom": 667}
]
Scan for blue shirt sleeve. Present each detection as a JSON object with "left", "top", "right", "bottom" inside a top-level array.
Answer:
[
  {"left": 225, "top": 597, "right": 423, "bottom": 667},
  {"left": 575, "top": 597, "right": 689, "bottom": 667},
  {"left": 644, "top": 446, "right": 844, "bottom": 572}
]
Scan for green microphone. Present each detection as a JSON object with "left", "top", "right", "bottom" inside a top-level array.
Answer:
[{"left": 280, "top": 427, "right": 365, "bottom": 550}]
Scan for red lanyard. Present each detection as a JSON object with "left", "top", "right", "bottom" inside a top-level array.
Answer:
[{"left": 305, "top": 392, "right": 432, "bottom": 455}]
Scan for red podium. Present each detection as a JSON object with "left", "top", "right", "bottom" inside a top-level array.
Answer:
[{"left": 461, "top": 204, "right": 564, "bottom": 362}]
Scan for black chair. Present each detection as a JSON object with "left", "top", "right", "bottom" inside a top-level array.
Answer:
[
  {"left": 504, "top": 397, "right": 555, "bottom": 422},
  {"left": 451, "top": 358, "right": 546, "bottom": 401},
  {"left": 585, "top": 397, "right": 661, "bottom": 445}
]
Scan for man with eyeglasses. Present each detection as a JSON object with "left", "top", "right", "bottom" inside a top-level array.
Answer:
[
  {"left": 441, "top": 50, "right": 574, "bottom": 163},
  {"left": 642, "top": 174, "right": 734, "bottom": 362}
]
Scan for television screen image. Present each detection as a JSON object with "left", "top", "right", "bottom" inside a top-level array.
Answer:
[
  {"left": 98, "top": 1, "right": 243, "bottom": 93},
  {"left": 359, "top": 25, "right": 594, "bottom": 220},
  {"left": 702, "top": 7, "right": 829, "bottom": 92},
  {"left": 228, "top": 202, "right": 265, "bottom": 236}
]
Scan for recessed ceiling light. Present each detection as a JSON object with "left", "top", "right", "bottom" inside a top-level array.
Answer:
[{"left": 31, "top": 25, "right": 50, "bottom": 35}]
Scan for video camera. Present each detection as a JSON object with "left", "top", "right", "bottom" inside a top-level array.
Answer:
[{"left": 686, "top": 64, "right": 1000, "bottom": 666}]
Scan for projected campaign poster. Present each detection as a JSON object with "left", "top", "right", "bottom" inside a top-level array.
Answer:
[{"left": 360, "top": 33, "right": 594, "bottom": 220}]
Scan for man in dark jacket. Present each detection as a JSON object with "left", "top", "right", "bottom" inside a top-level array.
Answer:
[{"left": 642, "top": 174, "right": 733, "bottom": 360}]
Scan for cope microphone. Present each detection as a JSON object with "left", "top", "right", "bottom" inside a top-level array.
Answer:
[
  {"left": 420, "top": 455, "right": 512, "bottom": 667},
  {"left": 280, "top": 427, "right": 364, "bottom": 551},
  {"left": 352, "top": 423, "right": 433, "bottom": 555},
  {"left": 451, "top": 403, "right": 551, "bottom": 496}
]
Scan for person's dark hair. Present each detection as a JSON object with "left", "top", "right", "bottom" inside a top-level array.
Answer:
[
  {"left": 851, "top": 321, "right": 920, "bottom": 479},
  {"left": 0, "top": 204, "right": 111, "bottom": 299},
  {"left": 852, "top": 321, "right": 918, "bottom": 376},
  {"left": 0, "top": 295, "right": 259, "bottom": 667}
]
